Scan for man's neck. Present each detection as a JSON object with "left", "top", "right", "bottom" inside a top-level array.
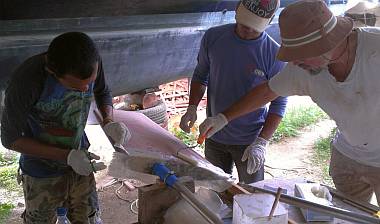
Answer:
[
  {"left": 234, "top": 25, "right": 262, "bottom": 40},
  {"left": 328, "top": 31, "right": 357, "bottom": 82}
]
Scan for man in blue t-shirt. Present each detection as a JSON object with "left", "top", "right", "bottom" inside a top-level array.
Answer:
[
  {"left": 180, "top": 0, "right": 288, "bottom": 184},
  {"left": 1, "top": 32, "right": 128, "bottom": 223}
]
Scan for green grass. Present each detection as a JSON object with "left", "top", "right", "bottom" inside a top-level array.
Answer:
[
  {"left": 0, "top": 203, "right": 15, "bottom": 223},
  {"left": 0, "top": 150, "right": 21, "bottom": 193},
  {"left": 0, "top": 165, "right": 19, "bottom": 192},
  {"left": 169, "top": 105, "right": 327, "bottom": 147},
  {"left": 0, "top": 151, "right": 21, "bottom": 223},
  {"left": 313, "top": 128, "right": 337, "bottom": 186},
  {"left": 272, "top": 105, "right": 328, "bottom": 142}
]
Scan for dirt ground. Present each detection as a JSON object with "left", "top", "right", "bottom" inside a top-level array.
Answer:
[
  {"left": 265, "top": 119, "right": 336, "bottom": 182},
  {"left": 96, "top": 177, "right": 139, "bottom": 224}
]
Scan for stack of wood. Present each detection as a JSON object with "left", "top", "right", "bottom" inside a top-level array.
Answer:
[{"left": 158, "top": 78, "right": 207, "bottom": 117}]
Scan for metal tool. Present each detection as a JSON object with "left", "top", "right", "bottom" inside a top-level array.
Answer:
[
  {"left": 307, "top": 180, "right": 380, "bottom": 218},
  {"left": 320, "top": 184, "right": 380, "bottom": 218},
  {"left": 152, "top": 163, "right": 224, "bottom": 224},
  {"left": 239, "top": 183, "right": 380, "bottom": 224},
  {"left": 175, "top": 129, "right": 211, "bottom": 165},
  {"left": 86, "top": 151, "right": 97, "bottom": 173},
  {"left": 79, "top": 139, "right": 97, "bottom": 173},
  {"left": 178, "top": 129, "right": 210, "bottom": 149},
  {"left": 197, "top": 130, "right": 209, "bottom": 145}
]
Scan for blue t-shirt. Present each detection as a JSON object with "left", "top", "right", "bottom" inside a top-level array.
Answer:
[
  {"left": 192, "top": 24, "right": 288, "bottom": 145},
  {"left": 20, "top": 75, "right": 94, "bottom": 177}
]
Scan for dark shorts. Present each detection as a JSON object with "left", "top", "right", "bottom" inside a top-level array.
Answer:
[{"left": 205, "top": 138, "right": 264, "bottom": 184}]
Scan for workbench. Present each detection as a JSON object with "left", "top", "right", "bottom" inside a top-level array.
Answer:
[{"left": 244, "top": 178, "right": 376, "bottom": 224}]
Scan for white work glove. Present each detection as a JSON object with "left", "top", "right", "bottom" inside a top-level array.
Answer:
[
  {"left": 67, "top": 150, "right": 107, "bottom": 176},
  {"left": 199, "top": 113, "right": 228, "bottom": 138},
  {"left": 241, "top": 137, "right": 268, "bottom": 175},
  {"left": 311, "top": 185, "right": 333, "bottom": 201},
  {"left": 179, "top": 105, "right": 198, "bottom": 133},
  {"left": 103, "top": 121, "right": 131, "bottom": 150}
]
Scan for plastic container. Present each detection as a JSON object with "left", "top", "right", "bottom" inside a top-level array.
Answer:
[
  {"left": 56, "top": 207, "right": 71, "bottom": 224},
  {"left": 233, "top": 193, "right": 288, "bottom": 224}
]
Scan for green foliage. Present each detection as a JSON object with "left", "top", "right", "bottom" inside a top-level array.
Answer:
[
  {"left": 0, "top": 151, "right": 21, "bottom": 222},
  {"left": 314, "top": 129, "right": 336, "bottom": 162},
  {"left": 168, "top": 119, "right": 206, "bottom": 153},
  {"left": 0, "top": 165, "right": 19, "bottom": 192},
  {"left": 313, "top": 128, "right": 337, "bottom": 186},
  {"left": 171, "top": 126, "right": 197, "bottom": 146},
  {"left": 0, "top": 153, "right": 18, "bottom": 166},
  {"left": 170, "top": 125, "right": 205, "bottom": 150},
  {"left": 0, "top": 203, "right": 15, "bottom": 223},
  {"left": 0, "top": 151, "right": 20, "bottom": 192},
  {"left": 272, "top": 105, "right": 328, "bottom": 142}
]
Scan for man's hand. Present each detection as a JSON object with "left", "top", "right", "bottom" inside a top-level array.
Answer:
[
  {"left": 67, "top": 150, "right": 107, "bottom": 176},
  {"left": 179, "top": 105, "right": 198, "bottom": 133},
  {"left": 103, "top": 122, "right": 131, "bottom": 150},
  {"left": 199, "top": 113, "right": 228, "bottom": 138},
  {"left": 241, "top": 137, "right": 268, "bottom": 175}
]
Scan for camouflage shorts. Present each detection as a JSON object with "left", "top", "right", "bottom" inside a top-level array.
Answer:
[{"left": 19, "top": 169, "right": 100, "bottom": 224}]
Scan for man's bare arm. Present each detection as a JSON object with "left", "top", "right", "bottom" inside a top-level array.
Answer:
[
  {"left": 11, "top": 138, "right": 69, "bottom": 161},
  {"left": 223, "top": 82, "right": 279, "bottom": 121},
  {"left": 188, "top": 81, "right": 207, "bottom": 106},
  {"left": 98, "top": 104, "right": 113, "bottom": 125},
  {"left": 258, "top": 113, "right": 282, "bottom": 140}
]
